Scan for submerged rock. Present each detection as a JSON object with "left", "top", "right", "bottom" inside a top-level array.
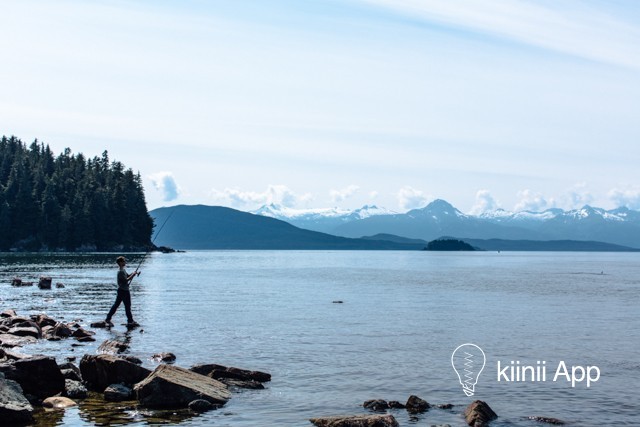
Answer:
[
  {"left": 526, "top": 416, "right": 566, "bottom": 425},
  {"left": 104, "top": 383, "right": 133, "bottom": 402},
  {"left": 152, "top": 352, "right": 177, "bottom": 363},
  {"left": 134, "top": 364, "right": 230, "bottom": 408},
  {"left": 363, "top": 399, "right": 390, "bottom": 411},
  {"left": 309, "top": 414, "right": 399, "bottom": 427},
  {"left": 188, "top": 398, "right": 214, "bottom": 412},
  {"left": 64, "top": 379, "right": 88, "bottom": 399},
  {"left": 464, "top": 400, "right": 497, "bottom": 427},
  {"left": 191, "top": 363, "right": 271, "bottom": 383}
]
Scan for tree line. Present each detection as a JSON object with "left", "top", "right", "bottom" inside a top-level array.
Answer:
[{"left": 0, "top": 135, "right": 154, "bottom": 251}]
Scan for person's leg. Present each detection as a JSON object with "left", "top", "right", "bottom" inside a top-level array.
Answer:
[
  {"left": 106, "top": 290, "right": 124, "bottom": 322},
  {"left": 123, "top": 290, "right": 134, "bottom": 323}
]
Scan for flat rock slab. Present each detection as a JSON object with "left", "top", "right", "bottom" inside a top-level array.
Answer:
[
  {"left": 310, "top": 414, "right": 399, "bottom": 427},
  {"left": 134, "top": 364, "right": 230, "bottom": 408}
]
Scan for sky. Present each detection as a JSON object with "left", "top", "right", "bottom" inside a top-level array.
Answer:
[{"left": 2, "top": 0, "right": 640, "bottom": 213}]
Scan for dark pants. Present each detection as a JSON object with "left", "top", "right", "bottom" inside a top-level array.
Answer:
[{"left": 106, "top": 289, "right": 134, "bottom": 323}]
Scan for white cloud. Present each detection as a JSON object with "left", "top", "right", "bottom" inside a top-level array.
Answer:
[
  {"left": 329, "top": 185, "right": 360, "bottom": 203},
  {"left": 397, "top": 186, "right": 429, "bottom": 210},
  {"left": 149, "top": 172, "right": 180, "bottom": 202},
  {"left": 608, "top": 187, "right": 640, "bottom": 209},
  {"left": 469, "top": 189, "right": 500, "bottom": 215},
  {"left": 514, "top": 189, "right": 554, "bottom": 212},
  {"left": 369, "top": 190, "right": 379, "bottom": 199},
  {"left": 209, "top": 185, "right": 312, "bottom": 209},
  {"left": 562, "top": 182, "right": 594, "bottom": 209}
]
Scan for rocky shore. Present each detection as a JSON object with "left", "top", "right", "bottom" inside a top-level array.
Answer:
[{"left": 0, "top": 309, "right": 271, "bottom": 425}]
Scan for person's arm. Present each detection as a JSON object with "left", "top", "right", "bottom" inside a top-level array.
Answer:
[{"left": 127, "top": 271, "right": 140, "bottom": 282}]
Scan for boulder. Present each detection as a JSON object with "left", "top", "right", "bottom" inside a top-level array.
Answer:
[
  {"left": 1, "top": 309, "right": 17, "bottom": 318},
  {"left": 309, "top": 414, "right": 399, "bottom": 427},
  {"left": 90, "top": 321, "right": 109, "bottom": 329},
  {"left": 64, "top": 379, "right": 88, "bottom": 399},
  {"left": 10, "top": 356, "right": 65, "bottom": 399},
  {"left": 59, "top": 362, "right": 82, "bottom": 382},
  {"left": 38, "top": 277, "right": 53, "bottom": 289},
  {"left": 464, "top": 401, "right": 497, "bottom": 427},
  {"left": 0, "top": 334, "right": 37, "bottom": 347},
  {"left": 71, "top": 327, "right": 95, "bottom": 339},
  {"left": 7, "top": 326, "right": 41, "bottom": 339},
  {"left": 50, "top": 323, "right": 72, "bottom": 339},
  {"left": 189, "top": 399, "right": 214, "bottom": 412},
  {"left": 0, "top": 349, "right": 29, "bottom": 362},
  {"left": 121, "top": 355, "right": 143, "bottom": 365},
  {"left": 97, "top": 339, "right": 129, "bottom": 354},
  {"left": 0, "top": 376, "right": 34, "bottom": 424},
  {"left": 405, "top": 395, "right": 430, "bottom": 414},
  {"left": 134, "top": 364, "right": 230, "bottom": 408},
  {"left": 191, "top": 363, "right": 271, "bottom": 383},
  {"left": 80, "top": 354, "right": 151, "bottom": 392},
  {"left": 363, "top": 399, "right": 390, "bottom": 411},
  {"left": 42, "top": 396, "right": 77, "bottom": 409},
  {"left": 104, "top": 383, "right": 133, "bottom": 402},
  {"left": 388, "top": 401, "right": 405, "bottom": 409},
  {"left": 32, "top": 314, "right": 57, "bottom": 329}
]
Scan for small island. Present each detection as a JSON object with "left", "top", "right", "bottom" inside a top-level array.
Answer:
[{"left": 423, "top": 238, "right": 476, "bottom": 251}]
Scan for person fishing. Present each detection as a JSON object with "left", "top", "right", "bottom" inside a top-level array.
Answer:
[{"left": 105, "top": 256, "right": 140, "bottom": 327}]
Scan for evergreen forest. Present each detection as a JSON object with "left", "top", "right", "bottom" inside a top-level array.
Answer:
[{"left": 0, "top": 136, "right": 154, "bottom": 251}]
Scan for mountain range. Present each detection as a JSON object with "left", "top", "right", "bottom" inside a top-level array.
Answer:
[{"left": 253, "top": 199, "right": 640, "bottom": 248}]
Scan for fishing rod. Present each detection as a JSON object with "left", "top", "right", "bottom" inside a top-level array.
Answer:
[{"left": 132, "top": 209, "right": 175, "bottom": 276}]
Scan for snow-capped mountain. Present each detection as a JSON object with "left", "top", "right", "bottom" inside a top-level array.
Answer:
[
  {"left": 251, "top": 204, "right": 396, "bottom": 234},
  {"left": 254, "top": 200, "right": 640, "bottom": 248}
]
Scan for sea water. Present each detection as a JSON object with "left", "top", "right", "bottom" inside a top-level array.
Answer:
[{"left": 1, "top": 251, "right": 638, "bottom": 426}]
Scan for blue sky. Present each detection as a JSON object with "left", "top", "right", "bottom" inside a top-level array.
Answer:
[{"left": 2, "top": 0, "right": 640, "bottom": 213}]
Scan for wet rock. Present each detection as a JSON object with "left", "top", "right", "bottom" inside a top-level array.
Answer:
[
  {"left": 309, "top": 414, "right": 399, "bottom": 427},
  {"left": 80, "top": 354, "right": 151, "bottom": 392},
  {"left": 50, "top": 323, "right": 72, "bottom": 339},
  {"left": 104, "top": 383, "right": 133, "bottom": 402},
  {"left": 464, "top": 400, "right": 497, "bottom": 427},
  {"left": 64, "top": 379, "right": 88, "bottom": 399},
  {"left": 0, "top": 348, "right": 29, "bottom": 362},
  {"left": 526, "top": 416, "right": 565, "bottom": 425},
  {"left": 219, "top": 378, "right": 265, "bottom": 389},
  {"left": 0, "top": 334, "right": 37, "bottom": 347},
  {"left": 388, "top": 401, "right": 405, "bottom": 409},
  {"left": 42, "top": 396, "right": 77, "bottom": 409},
  {"left": 59, "top": 362, "right": 82, "bottom": 382},
  {"left": 90, "top": 321, "right": 109, "bottom": 328},
  {"left": 10, "top": 356, "right": 65, "bottom": 399},
  {"left": 191, "top": 363, "right": 271, "bottom": 383},
  {"left": 8, "top": 326, "right": 41, "bottom": 339},
  {"left": 405, "top": 395, "right": 430, "bottom": 414},
  {"left": 56, "top": 283, "right": 65, "bottom": 288},
  {"left": 134, "top": 364, "right": 231, "bottom": 408},
  {"left": 0, "top": 375, "right": 34, "bottom": 424},
  {"left": 437, "top": 404, "right": 454, "bottom": 410},
  {"left": 33, "top": 314, "right": 57, "bottom": 329},
  {"left": 97, "top": 339, "right": 129, "bottom": 354},
  {"left": 121, "top": 355, "right": 143, "bottom": 365},
  {"left": 364, "top": 399, "right": 390, "bottom": 411},
  {"left": 38, "top": 277, "right": 52, "bottom": 289},
  {"left": 1, "top": 309, "right": 17, "bottom": 317},
  {"left": 75, "top": 336, "right": 96, "bottom": 343},
  {"left": 71, "top": 327, "right": 95, "bottom": 339},
  {"left": 152, "top": 352, "right": 177, "bottom": 363},
  {"left": 189, "top": 398, "right": 214, "bottom": 412}
]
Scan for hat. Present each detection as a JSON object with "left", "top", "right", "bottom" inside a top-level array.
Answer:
[{"left": 116, "top": 256, "right": 126, "bottom": 264}]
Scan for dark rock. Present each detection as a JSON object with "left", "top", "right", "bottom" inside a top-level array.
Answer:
[
  {"left": 104, "top": 383, "right": 133, "bottom": 402},
  {"left": 90, "top": 321, "right": 109, "bottom": 328},
  {"left": 405, "top": 395, "right": 430, "bottom": 414},
  {"left": 7, "top": 326, "right": 41, "bottom": 339},
  {"left": 388, "top": 401, "right": 405, "bottom": 409},
  {"left": 38, "top": 277, "right": 52, "bottom": 289},
  {"left": 220, "top": 378, "right": 265, "bottom": 389},
  {"left": 152, "top": 352, "right": 177, "bottom": 363},
  {"left": 50, "top": 323, "right": 72, "bottom": 338},
  {"left": 134, "top": 364, "right": 230, "bottom": 408},
  {"left": 464, "top": 400, "right": 497, "bottom": 427},
  {"left": 191, "top": 363, "right": 271, "bottom": 383},
  {"left": 80, "top": 354, "right": 151, "bottom": 392},
  {"left": 32, "top": 314, "right": 57, "bottom": 328},
  {"left": 309, "top": 414, "right": 399, "bottom": 427},
  {"left": 0, "top": 376, "right": 34, "bottom": 424},
  {"left": 75, "top": 336, "right": 96, "bottom": 343},
  {"left": 64, "top": 379, "right": 88, "bottom": 399},
  {"left": 189, "top": 398, "right": 215, "bottom": 412},
  {"left": 97, "top": 339, "right": 129, "bottom": 354},
  {"left": 364, "top": 399, "right": 390, "bottom": 411},
  {"left": 1, "top": 309, "right": 17, "bottom": 317},
  {"left": 333, "top": 301, "right": 344, "bottom": 304},
  {"left": 526, "top": 416, "right": 565, "bottom": 425},
  {"left": 10, "top": 356, "right": 65, "bottom": 399},
  {"left": 0, "top": 349, "right": 29, "bottom": 362},
  {"left": 121, "top": 355, "right": 143, "bottom": 365},
  {"left": 437, "top": 404, "right": 454, "bottom": 410},
  {"left": 71, "top": 327, "right": 95, "bottom": 339},
  {"left": 59, "top": 362, "right": 82, "bottom": 382},
  {"left": 56, "top": 283, "right": 65, "bottom": 288}
]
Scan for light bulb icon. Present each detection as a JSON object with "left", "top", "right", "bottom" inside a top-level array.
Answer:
[{"left": 451, "top": 343, "right": 486, "bottom": 397}]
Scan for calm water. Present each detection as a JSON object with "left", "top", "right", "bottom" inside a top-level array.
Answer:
[{"left": 1, "top": 251, "right": 639, "bottom": 426}]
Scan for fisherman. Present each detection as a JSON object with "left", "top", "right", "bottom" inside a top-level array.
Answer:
[{"left": 105, "top": 256, "right": 140, "bottom": 327}]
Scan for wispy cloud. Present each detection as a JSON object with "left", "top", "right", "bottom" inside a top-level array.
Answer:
[
  {"left": 149, "top": 172, "right": 180, "bottom": 202},
  {"left": 209, "top": 185, "right": 312, "bottom": 208},
  {"left": 469, "top": 189, "right": 500, "bottom": 215},
  {"left": 514, "top": 189, "right": 554, "bottom": 212},
  {"left": 562, "top": 182, "right": 594, "bottom": 209},
  {"left": 397, "top": 186, "right": 429, "bottom": 210},
  {"left": 330, "top": 185, "right": 360, "bottom": 203},
  {"left": 360, "top": 0, "right": 640, "bottom": 70}
]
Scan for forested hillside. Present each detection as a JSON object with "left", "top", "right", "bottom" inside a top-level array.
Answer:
[{"left": 0, "top": 136, "right": 153, "bottom": 251}]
